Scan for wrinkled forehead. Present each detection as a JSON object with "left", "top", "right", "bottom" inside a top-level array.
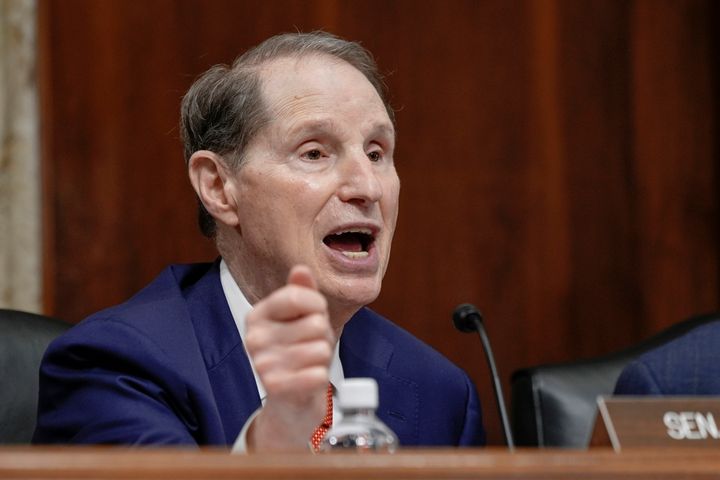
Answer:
[{"left": 255, "top": 54, "right": 393, "bottom": 128}]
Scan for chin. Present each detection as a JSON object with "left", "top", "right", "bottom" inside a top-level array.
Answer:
[{"left": 324, "top": 279, "right": 382, "bottom": 312}]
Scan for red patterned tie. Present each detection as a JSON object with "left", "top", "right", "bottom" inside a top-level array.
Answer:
[{"left": 310, "top": 383, "right": 333, "bottom": 451}]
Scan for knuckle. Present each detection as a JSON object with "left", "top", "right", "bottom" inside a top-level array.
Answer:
[
  {"left": 305, "top": 366, "right": 329, "bottom": 387},
  {"left": 322, "top": 340, "right": 333, "bottom": 357},
  {"left": 286, "top": 287, "right": 304, "bottom": 310},
  {"left": 262, "top": 374, "right": 283, "bottom": 394},
  {"left": 307, "top": 314, "right": 330, "bottom": 335},
  {"left": 312, "top": 340, "right": 332, "bottom": 360},
  {"left": 243, "top": 330, "right": 263, "bottom": 353},
  {"left": 252, "top": 354, "right": 272, "bottom": 375}
]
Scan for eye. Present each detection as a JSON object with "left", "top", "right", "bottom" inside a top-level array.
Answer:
[
  {"left": 301, "top": 148, "right": 324, "bottom": 161},
  {"left": 367, "top": 150, "right": 382, "bottom": 162}
]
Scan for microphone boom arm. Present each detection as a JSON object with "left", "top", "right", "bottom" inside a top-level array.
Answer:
[{"left": 453, "top": 304, "right": 515, "bottom": 449}]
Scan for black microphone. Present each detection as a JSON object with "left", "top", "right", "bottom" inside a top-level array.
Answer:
[{"left": 453, "top": 303, "right": 515, "bottom": 449}]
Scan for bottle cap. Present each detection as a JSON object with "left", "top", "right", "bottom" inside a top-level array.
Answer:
[{"left": 338, "top": 378, "right": 378, "bottom": 410}]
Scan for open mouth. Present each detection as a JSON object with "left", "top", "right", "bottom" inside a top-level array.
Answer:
[{"left": 322, "top": 229, "right": 375, "bottom": 258}]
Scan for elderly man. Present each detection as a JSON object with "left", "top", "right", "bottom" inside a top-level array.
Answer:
[{"left": 33, "top": 31, "right": 485, "bottom": 451}]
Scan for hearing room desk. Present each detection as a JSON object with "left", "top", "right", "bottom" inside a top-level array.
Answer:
[{"left": 1, "top": 447, "right": 718, "bottom": 479}]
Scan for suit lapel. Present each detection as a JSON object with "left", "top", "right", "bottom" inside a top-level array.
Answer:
[
  {"left": 340, "top": 309, "right": 420, "bottom": 445},
  {"left": 183, "top": 261, "right": 261, "bottom": 445},
  {"left": 182, "top": 269, "right": 420, "bottom": 445}
]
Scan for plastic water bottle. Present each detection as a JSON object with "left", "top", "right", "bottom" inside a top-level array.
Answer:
[{"left": 319, "top": 378, "right": 398, "bottom": 453}]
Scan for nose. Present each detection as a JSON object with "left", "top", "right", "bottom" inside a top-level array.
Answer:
[{"left": 337, "top": 151, "right": 383, "bottom": 205}]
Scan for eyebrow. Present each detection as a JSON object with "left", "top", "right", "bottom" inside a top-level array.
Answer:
[
  {"left": 287, "top": 119, "right": 337, "bottom": 139},
  {"left": 287, "top": 119, "right": 396, "bottom": 142},
  {"left": 372, "top": 123, "right": 396, "bottom": 142}
]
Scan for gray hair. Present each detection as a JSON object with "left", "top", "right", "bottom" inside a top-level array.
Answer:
[{"left": 180, "top": 31, "right": 394, "bottom": 238}]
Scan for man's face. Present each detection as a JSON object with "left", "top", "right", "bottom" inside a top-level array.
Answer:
[{"left": 230, "top": 54, "right": 399, "bottom": 320}]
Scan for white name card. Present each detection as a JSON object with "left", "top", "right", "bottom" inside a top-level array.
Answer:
[{"left": 590, "top": 396, "right": 720, "bottom": 451}]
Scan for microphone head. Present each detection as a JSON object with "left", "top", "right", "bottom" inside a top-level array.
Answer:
[{"left": 452, "top": 303, "right": 484, "bottom": 333}]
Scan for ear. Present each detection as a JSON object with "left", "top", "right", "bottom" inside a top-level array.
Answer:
[{"left": 187, "top": 150, "right": 240, "bottom": 227}]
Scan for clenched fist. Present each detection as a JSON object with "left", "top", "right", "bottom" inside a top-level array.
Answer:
[{"left": 244, "top": 265, "right": 335, "bottom": 451}]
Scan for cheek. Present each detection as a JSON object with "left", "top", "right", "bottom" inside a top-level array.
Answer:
[
  {"left": 236, "top": 172, "right": 289, "bottom": 239},
  {"left": 237, "top": 159, "right": 340, "bottom": 226},
  {"left": 239, "top": 172, "right": 328, "bottom": 235},
  {"left": 382, "top": 177, "right": 401, "bottom": 223},
  {"left": 239, "top": 166, "right": 298, "bottom": 211}
]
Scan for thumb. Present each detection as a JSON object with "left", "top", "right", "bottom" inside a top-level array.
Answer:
[{"left": 286, "top": 265, "right": 318, "bottom": 291}]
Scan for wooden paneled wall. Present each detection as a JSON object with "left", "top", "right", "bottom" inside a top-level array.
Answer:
[{"left": 38, "top": 0, "right": 719, "bottom": 444}]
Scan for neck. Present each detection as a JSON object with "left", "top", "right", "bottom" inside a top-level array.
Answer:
[
  {"left": 328, "top": 303, "right": 357, "bottom": 341},
  {"left": 219, "top": 245, "right": 359, "bottom": 340}
]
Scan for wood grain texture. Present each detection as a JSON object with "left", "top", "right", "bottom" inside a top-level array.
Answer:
[
  {"left": 2, "top": 447, "right": 720, "bottom": 479},
  {"left": 39, "top": 0, "right": 719, "bottom": 444}
]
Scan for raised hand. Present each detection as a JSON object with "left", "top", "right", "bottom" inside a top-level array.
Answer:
[{"left": 244, "top": 265, "right": 335, "bottom": 451}]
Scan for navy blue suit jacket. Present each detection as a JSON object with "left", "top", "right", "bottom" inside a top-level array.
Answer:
[
  {"left": 614, "top": 321, "right": 720, "bottom": 395},
  {"left": 33, "top": 262, "right": 485, "bottom": 446}
]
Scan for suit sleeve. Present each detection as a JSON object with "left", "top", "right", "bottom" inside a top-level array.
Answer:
[
  {"left": 33, "top": 318, "right": 200, "bottom": 445},
  {"left": 613, "top": 360, "right": 663, "bottom": 395},
  {"left": 458, "top": 374, "right": 486, "bottom": 446}
]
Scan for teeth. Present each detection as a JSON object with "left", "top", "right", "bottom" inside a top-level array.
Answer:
[
  {"left": 342, "top": 251, "right": 369, "bottom": 259},
  {"left": 335, "top": 228, "right": 373, "bottom": 235}
]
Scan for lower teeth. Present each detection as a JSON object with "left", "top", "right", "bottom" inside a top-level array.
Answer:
[{"left": 342, "top": 251, "right": 368, "bottom": 259}]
